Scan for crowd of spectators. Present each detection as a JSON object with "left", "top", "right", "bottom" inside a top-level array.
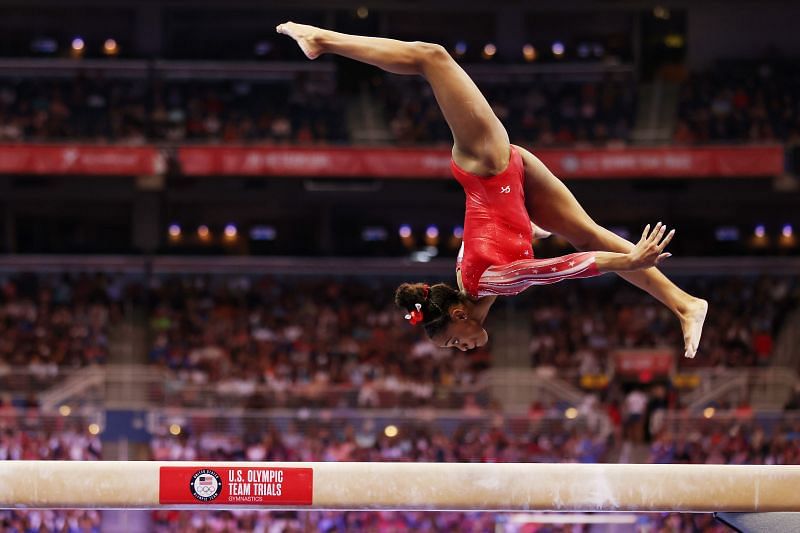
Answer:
[
  {"left": 675, "top": 60, "right": 800, "bottom": 144},
  {"left": 0, "top": 273, "right": 126, "bottom": 376},
  {"left": 0, "top": 419, "right": 101, "bottom": 532},
  {"left": 0, "top": 271, "right": 796, "bottom": 411},
  {"left": 0, "top": 70, "right": 638, "bottom": 146},
  {"left": 526, "top": 275, "right": 797, "bottom": 370},
  {"left": 0, "top": 73, "right": 347, "bottom": 144},
  {"left": 150, "top": 508, "right": 728, "bottom": 532},
  {"left": 147, "top": 276, "right": 488, "bottom": 409},
  {"left": 374, "top": 73, "right": 636, "bottom": 146},
  {"left": 6, "top": 59, "right": 800, "bottom": 147}
]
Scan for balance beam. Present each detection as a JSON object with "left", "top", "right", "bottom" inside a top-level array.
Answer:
[{"left": 0, "top": 461, "right": 799, "bottom": 512}]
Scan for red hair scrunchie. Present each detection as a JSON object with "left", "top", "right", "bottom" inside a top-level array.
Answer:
[
  {"left": 404, "top": 284, "right": 431, "bottom": 326},
  {"left": 404, "top": 303, "right": 424, "bottom": 325}
]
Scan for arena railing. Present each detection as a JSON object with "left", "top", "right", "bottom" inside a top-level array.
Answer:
[
  {"left": 147, "top": 406, "right": 614, "bottom": 439},
  {"left": 0, "top": 57, "right": 628, "bottom": 81},
  {"left": 24, "top": 363, "right": 800, "bottom": 415},
  {"left": 116, "top": 405, "right": 800, "bottom": 441},
  {"left": 661, "top": 409, "right": 800, "bottom": 436},
  {"left": 34, "top": 364, "right": 492, "bottom": 412},
  {"left": 1, "top": 254, "right": 799, "bottom": 276},
  {"left": 0, "top": 408, "right": 100, "bottom": 434},
  {"left": 682, "top": 367, "right": 797, "bottom": 411},
  {"left": 0, "top": 58, "right": 334, "bottom": 80},
  {"left": 5, "top": 403, "right": 800, "bottom": 443}
]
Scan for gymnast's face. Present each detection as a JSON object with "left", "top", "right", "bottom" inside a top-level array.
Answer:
[{"left": 433, "top": 306, "right": 489, "bottom": 351}]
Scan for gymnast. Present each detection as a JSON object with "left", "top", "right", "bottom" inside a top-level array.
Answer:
[{"left": 277, "top": 22, "right": 708, "bottom": 358}]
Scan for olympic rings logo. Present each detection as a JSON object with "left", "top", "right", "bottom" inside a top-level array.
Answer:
[{"left": 189, "top": 469, "right": 222, "bottom": 502}]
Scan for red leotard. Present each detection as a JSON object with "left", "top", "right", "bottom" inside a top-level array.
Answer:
[{"left": 452, "top": 145, "right": 600, "bottom": 298}]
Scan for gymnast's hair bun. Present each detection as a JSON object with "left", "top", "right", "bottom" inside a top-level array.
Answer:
[{"left": 394, "top": 282, "right": 429, "bottom": 313}]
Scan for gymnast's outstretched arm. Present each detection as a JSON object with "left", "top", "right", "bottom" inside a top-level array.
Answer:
[
  {"left": 474, "top": 224, "right": 674, "bottom": 297},
  {"left": 462, "top": 223, "right": 673, "bottom": 319},
  {"left": 276, "top": 22, "right": 510, "bottom": 176}
]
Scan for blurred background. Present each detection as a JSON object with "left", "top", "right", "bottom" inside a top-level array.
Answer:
[{"left": 0, "top": 0, "right": 798, "bottom": 531}]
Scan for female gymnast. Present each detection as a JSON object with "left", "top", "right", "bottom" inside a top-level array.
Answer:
[{"left": 277, "top": 22, "right": 708, "bottom": 358}]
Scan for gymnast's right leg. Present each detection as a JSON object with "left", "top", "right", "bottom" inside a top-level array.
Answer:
[{"left": 276, "top": 22, "right": 509, "bottom": 175}]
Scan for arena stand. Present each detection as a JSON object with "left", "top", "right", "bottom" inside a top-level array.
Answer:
[
  {"left": 675, "top": 60, "right": 800, "bottom": 144},
  {"left": 0, "top": 74, "right": 347, "bottom": 144},
  {"left": 369, "top": 72, "right": 636, "bottom": 146}
]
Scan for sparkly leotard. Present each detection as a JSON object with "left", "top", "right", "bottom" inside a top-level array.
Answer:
[{"left": 452, "top": 145, "right": 600, "bottom": 298}]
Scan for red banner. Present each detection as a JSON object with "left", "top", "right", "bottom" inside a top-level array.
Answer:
[
  {"left": 0, "top": 143, "right": 783, "bottom": 178},
  {"left": 613, "top": 349, "right": 674, "bottom": 378},
  {"left": 539, "top": 145, "right": 784, "bottom": 178},
  {"left": 178, "top": 145, "right": 783, "bottom": 179},
  {"left": 178, "top": 145, "right": 451, "bottom": 178},
  {"left": 159, "top": 466, "right": 313, "bottom": 506},
  {"left": 0, "top": 145, "right": 164, "bottom": 175}
]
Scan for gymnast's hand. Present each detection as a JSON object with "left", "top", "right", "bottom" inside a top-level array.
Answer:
[{"left": 627, "top": 222, "right": 675, "bottom": 270}]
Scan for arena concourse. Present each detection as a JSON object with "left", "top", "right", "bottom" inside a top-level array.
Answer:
[{"left": 0, "top": 0, "right": 799, "bottom": 531}]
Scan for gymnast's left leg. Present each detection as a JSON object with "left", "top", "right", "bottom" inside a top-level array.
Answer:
[{"left": 517, "top": 146, "right": 707, "bottom": 358}]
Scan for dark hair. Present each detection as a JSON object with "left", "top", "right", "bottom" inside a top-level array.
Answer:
[{"left": 394, "top": 282, "right": 466, "bottom": 338}]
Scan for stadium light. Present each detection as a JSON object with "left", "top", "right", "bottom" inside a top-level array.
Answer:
[
  {"left": 653, "top": 6, "right": 671, "bottom": 19},
  {"left": 103, "top": 38, "right": 118, "bottom": 56},
  {"left": 552, "top": 41, "right": 565, "bottom": 58},
  {"left": 31, "top": 37, "right": 58, "bottom": 54},
  {"left": 522, "top": 44, "right": 537, "bottom": 62},
  {"left": 482, "top": 43, "right": 497, "bottom": 60},
  {"left": 254, "top": 41, "right": 272, "bottom": 56}
]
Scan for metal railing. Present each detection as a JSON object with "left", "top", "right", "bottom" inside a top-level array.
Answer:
[
  {"left": 32, "top": 365, "right": 492, "bottom": 412},
  {"left": 146, "top": 406, "right": 609, "bottom": 439},
  {"left": 1, "top": 255, "right": 799, "bottom": 276},
  {"left": 0, "top": 408, "right": 100, "bottom": 433},
  {"left": 18, "top": 361, "right": 800, "bottom": 415},
  {"left": 662, "top": 410, "right": 800, "bottom": 436},
  {"left": 684, "top": 367, "right": 797, "bottom": 411}
]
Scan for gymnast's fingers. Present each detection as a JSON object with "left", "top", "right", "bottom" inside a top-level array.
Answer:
[
  {"left": 657, "top": 229, "right": 676, "bottom": 251},
  {"left": 640, "top": 224, "right": 651, "bottom": 242}
]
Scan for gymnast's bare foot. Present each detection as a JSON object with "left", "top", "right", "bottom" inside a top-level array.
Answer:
[
  {"left": 680, "top": 298, "right": 708, "bottom": 358},
  {"left": 276, "top": 22, "right": 326, "bottom": 60}
]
